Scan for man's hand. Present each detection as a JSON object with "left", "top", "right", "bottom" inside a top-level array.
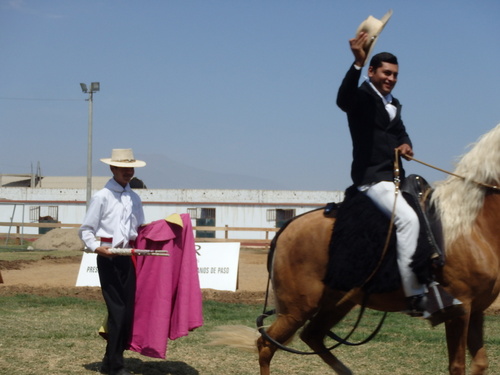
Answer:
[
  {"left": 397, "top": 143, "right": 414, "bottom": 160},
  {"left": 95, "top": 246, "right": 116, "bottom": 258},
  {"left": 349, "top": 32, "right": 369, "bottom": 67}
]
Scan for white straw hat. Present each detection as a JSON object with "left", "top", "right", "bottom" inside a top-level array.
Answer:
[
  {"left": 100, "top": 148, "right": 146, "bottom": 168},
  {"left": 355, "top": 9, "right": 393, "bottom": 64}
]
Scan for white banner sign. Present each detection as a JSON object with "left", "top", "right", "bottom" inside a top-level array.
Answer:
[
  {"left": 75, "top": 252, "right": 101, "bottom": 287},
  {"left": 195, "top": 242, "right": 240, "bottom": 292},
  {"left": 76, "top": 242, "right": 241, "bottom": 292}
]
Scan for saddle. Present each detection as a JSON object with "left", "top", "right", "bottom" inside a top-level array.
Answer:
[{"left": 323, "top": 175, "right": 444, "bottom": 294}]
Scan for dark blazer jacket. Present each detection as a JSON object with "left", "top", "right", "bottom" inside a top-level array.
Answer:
[{"left": 337, "top": 64, "right": 412, "bottom": 186}]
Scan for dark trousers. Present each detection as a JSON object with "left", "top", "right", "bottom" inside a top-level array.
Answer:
[{"left": 97, "top": 255, "right": 136, "bottom": 372}]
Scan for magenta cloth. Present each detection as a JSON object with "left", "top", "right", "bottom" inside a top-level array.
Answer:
[{"left": 128, "top": 214, "right": 203, "bottom": 359}]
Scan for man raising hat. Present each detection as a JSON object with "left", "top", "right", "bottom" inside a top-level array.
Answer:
[
  {"left": 79, "top": 148, "right": 146, "bottom": 375},
  {"left": 336, "top": 13, "right": 428, "bottom": 316}
]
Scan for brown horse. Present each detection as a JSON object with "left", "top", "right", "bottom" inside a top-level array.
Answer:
[{"left": 257, "top": 124, "right": 500, "bottom": 375}]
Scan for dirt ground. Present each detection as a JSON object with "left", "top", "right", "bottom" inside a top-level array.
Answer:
[
  {"left": 0, "top": 248, "right": 270, "bottom": 305},
  {"left": 2, "top": 252, "right": 500, "bottom": 313},
  {"left": 0, "top": 228, "right": 269, "bottom": 304}
]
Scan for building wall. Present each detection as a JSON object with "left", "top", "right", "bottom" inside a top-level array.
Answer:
[{"left": 0, "top": 187, "right": 344, "bottom": 239}]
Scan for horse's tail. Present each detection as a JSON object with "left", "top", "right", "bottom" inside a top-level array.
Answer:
[{"left": 207, "top": 325, "right": 260, "bottom": 353}]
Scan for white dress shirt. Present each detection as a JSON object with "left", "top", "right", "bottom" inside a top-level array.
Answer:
[
  {"left": 79, "top": 178, "right": 145, "bottom": 251},
  {"left": 366, "top": 79, "right": 397, "bottom": 121}
]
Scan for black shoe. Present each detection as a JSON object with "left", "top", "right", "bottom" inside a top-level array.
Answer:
[
  {"left": 99, "top": 356, "right": 109, "bottom": 374},
  {"left": 405, "top": 294, "right": 427, "bottom": 317}
]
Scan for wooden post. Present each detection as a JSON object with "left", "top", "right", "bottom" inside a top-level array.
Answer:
[{"left": 16, "top": 225, "right": 20, "bottom": 245}]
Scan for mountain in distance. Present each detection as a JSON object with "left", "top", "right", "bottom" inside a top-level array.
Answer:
[{"left": 89, "top": 153, "right": 287, "bottom": 190}]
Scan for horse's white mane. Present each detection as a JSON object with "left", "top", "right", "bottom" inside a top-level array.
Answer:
[{"left": 432, "top": 123, "right": 500, "bottom": 245}]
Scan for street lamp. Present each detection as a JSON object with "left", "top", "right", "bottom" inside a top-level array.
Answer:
[{"left": 80, "top": 82, "right": 100, "bottom": 209}]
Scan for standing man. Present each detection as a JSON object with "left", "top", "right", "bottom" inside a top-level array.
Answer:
[
  {"left": 79, "top": 148, "right": 146, "bottom": 375},
  {"left": 336, "top": 31, "right": 427, "bottom": 315}
]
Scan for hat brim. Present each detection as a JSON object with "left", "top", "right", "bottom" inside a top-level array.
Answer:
[
  {"left": 100, "top": 158, "right": 146, "bottom": 168},
  {"left": 356, "top": 10, "right": 393, "bottom": 65}
]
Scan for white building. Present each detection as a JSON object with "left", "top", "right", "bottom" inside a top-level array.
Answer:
[{"left": 0, "top": 176, "right": 344, "bottom": 241}]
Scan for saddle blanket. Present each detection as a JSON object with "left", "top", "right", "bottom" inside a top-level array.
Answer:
[{"left": 323, "top": 185, "right": 436, "bottom": 294}]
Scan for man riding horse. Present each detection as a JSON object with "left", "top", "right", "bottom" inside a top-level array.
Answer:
[
  {"left": 249, "top": 13, "right": 493, "bottom": 375},
  {"left": 336, "top": 15, "right": 447, "bottom": 318}
]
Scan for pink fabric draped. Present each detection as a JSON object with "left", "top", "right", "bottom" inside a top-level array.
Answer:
[{"left": 128, "top": 214, "right": 203, "bottom": 359}]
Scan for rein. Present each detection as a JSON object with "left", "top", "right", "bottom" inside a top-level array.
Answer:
[
  {"left": 327, "top": 150, "right": 403, "bottom": 316},
  {"left": 406, "top": 155, "right": 500, "bottom": 191},
  {"left": 256, "top": 150, "right": 499, "bottom": 356},
  {"left": 255, "top": 152, "right": 404, "bottom": 354},
  {"left": 256, "top": 293, "right": 387, "bottom": 355},
  {"left": 353, "top": 148, "right": 401, "bottom": 288},
  {"left": 256, "top": 158, "right": 401, "bottom": 355}
]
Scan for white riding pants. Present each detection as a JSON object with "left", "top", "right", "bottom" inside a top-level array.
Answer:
[{"left": 359, "top": 181, "right": 425, "bottom": 297}]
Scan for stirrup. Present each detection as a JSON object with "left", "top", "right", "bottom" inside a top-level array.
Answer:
[{"left": 423, "top": 282, "right": 466, "bottom": 326}]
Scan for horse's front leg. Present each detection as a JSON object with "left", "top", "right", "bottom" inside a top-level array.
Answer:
[
  {"left": 467, "top": 311, "right": 488, "bottom": 375},
  {"left": 445, "top": 311, "right": 471, "bottom": 375}
]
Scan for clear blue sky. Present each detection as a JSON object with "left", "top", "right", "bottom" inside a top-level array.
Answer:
[{"left": 1, "top": 0, "right": 499, "bottom": 190}]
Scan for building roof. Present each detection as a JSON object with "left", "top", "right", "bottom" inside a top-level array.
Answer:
[{"left": 0, "top": 175, "right": 110, "bottom": 189}]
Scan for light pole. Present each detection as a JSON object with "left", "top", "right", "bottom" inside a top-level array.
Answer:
[{"left": 80, "top": 82, "right": 100, "bottom": 209}]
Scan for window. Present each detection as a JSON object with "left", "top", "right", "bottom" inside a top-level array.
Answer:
[
  {"left": 267, "top": 208, "right": 296, "bottom": 228},
  {"left": 29, "top": 206, "right": 59, "bottom": 222},
  {"left": 30, "top": 206, "right": 59, "bottom": 234},
  {"left": 188, "top": 208, "right": 216, "bottom": 238}
]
